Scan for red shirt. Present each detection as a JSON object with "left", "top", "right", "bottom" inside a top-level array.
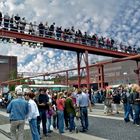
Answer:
[{"left": 56, "top": 98, "right": 65, "bottom": 111}]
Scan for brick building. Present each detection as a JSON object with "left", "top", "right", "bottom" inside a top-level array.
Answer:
[
  {"left": 90, "top": 60, "right": 138, "bottom": 86},
  {"left": 0, "top": 55, "right": 17, "bottom": 82}
]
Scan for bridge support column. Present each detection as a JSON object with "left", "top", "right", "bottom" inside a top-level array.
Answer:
[
  {"left": 77, "top": 52, "right": 82, "bottom": 88},
  {"left": 77, "top": 51, "right": 90, "bottom": 89},
  {"left": 66, "top": 71, "right": 69, "bottom": 86},
  {"left": 84, "top": 50, "right": 90, "bottom": 89},
  {"left": 97, "top": 65, "right": 104, "bottom": 89}
]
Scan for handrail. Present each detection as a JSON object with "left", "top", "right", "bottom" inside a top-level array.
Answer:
[{"left": 0, "top": 17, "right": 139, "bottom": 54}]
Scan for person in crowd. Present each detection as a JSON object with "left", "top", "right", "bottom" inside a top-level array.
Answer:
[
  {"left": 49, "top": 22, "right": 55, "bottom": 37},
  {"left": 44, "top": 21, "right": 49, "bottom": 37},
  {"left": 38, "top": 22, "right": 44, "bottom": 36},
  {"left": 56, "top": 26, "right": 62, "bottom": 40},
  {"left": 52, "top": 93, "right": 57, "bottom": 129},
  {"left": 46, "top": 90, "right": 52, "bottom": 103},
  {"left": 10, "top": 15, "right": 14, "bottom": 31},
  {"left": 70, "top": 26, "right": 75, "bottom": 41},
  {"left": 14, "top": 14, "right": 20, "bottom": 31},
  {"left": 19, "top": 17, "right": 26, "bottom": 33},
  {"left": 24, "top": 89, "right": 40, "bottom": 140},
  {"left": 4, "top": 13, "right": 10, "bottom": 30},
  {"left": 36, "top": 89, "right": 49, "bottom": 137},
  {"left": 84, "top": 88, "right": 92, "bottom": 112},
  {"left": 112, "top": 89, "right": 121, "bottom": 114},
  {"left": 121, "top": 87, "right": 133, "bottom": 122},
  {"left": 91, "top": 90, "right": 96, "bottom": 105},
  {"left": 131, "top": 84, "right": 140, "bottom": 126},
  {"left": 0, "top": 11, "right": 2, "bottom": 26},
  {"left": 33, "top": 21, "right": 38, "bottom": 35},
  {"left": 65, "top": 92, "right": 76, "bottom": 133},
  {"left": 56, "top": 92, "right": 65, "bottom": 134},
  {"left": 28, "top": 22, "right": 34, "bottom": 35},
  {"left": 62, "top": 91, "right": 69, "bottom": 130},
  {"left": 7, "top": 88, "right": 28, "bottom": 140},
  {"left": 46, "top": 103, "right": 54, "bottom": 133},
  {"left": 77, "top": 88, "right": 90, "bottom": 132},
  {"left": 104, "top": 89, "right": 113, "bottom": 115}
]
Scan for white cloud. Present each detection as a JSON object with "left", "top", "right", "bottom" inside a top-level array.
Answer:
[{"left": 0, "top": 0, "right": 131, "bottom": 76}]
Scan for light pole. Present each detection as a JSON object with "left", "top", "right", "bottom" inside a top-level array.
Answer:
[{"left": 123, "top": 72, "right": 128, "bottom": 84}]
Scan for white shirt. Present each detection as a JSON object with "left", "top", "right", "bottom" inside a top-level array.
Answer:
[{"left": 27, "top": 99, "right": 39, "bottom": 121}]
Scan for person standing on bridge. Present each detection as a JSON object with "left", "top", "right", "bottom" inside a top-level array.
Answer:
[
  {"left": 7, "top": 88, "right": 28, "bottom": 140},
  {"left": 0, "top": 11, "right": 2, "bottom": 26}
]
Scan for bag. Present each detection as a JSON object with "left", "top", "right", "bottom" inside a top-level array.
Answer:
[
  {"left": 50, "top": 125, "right": 53, "bottom": 131},
  {"left": 76, "top": 109, "right": 80, "bottom": 119}
]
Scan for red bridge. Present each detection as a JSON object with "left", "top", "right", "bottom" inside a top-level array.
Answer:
[{"left": 0, "top": 28, "right": 139, "bottom": 88}]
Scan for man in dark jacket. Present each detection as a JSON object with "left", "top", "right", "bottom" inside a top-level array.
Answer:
[
  {"left": 36, "top": 89, "right": 49, "bottom": 136},
  {"left": 112, "top": 91, "right": 121, "bottom": 114}
]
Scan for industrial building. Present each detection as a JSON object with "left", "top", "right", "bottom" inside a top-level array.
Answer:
[{"left": 0, "top": 55, "right": 17, "bottom": 82}]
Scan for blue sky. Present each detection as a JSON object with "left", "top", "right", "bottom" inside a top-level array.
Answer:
[{"left": 0, "top": 0, "right": 140, "bottom": 76}]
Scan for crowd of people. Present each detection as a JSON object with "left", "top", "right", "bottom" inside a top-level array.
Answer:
[
  {"left": 0, "top": 83, "right": 140, "bottom": 140},
  {"left": 103, "top": 84, "right": 140, "bottom": 126},
  {"left": 0, "top": 11, "right": 140, "bottom": 54},
  {"left": 4, "top": 87, "right": 91, "bottom": 140}
]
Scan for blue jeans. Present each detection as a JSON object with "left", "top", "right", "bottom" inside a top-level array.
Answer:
[
  {"left": 53, "top": 114, "right": 57, "bottom": 129},
  {"left": 80, "top": 107, "right": 88, "bottom": 130},
  {"left": 57, "top": 110, "right": 64, "bottom": 133},
  {"left": 37, "top": 110, "right": 47, "bottom": 135},
  {"left": 29, "top": 119, "right": 40, "bottom": 140},
  {"left": 69, "top": 113, "right": 75, "bottom": 131},
  {"left": 133, "top": 104, "right": 140, "bottom": 125},
  {"left": 123, "top": 103, "right": 133, "bottom": 121},
  {"left": 47, "top": 118, "right": 51, "bottom": 132}
]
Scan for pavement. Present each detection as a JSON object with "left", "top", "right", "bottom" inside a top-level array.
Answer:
[
  {"left": 0, "top": 105, "right": 107, "bottom": 140},
  {"left": 0, "top": 104, "right": 140, "bottom": 140}
]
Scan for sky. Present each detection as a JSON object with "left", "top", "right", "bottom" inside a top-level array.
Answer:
[{"left": 0, "top": 0, "right": 140, "bottom": 77}]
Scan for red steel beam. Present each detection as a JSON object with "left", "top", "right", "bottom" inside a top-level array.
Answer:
[
  {"left": 19, "top": 54, "right": 140, "bottom": 77},
  {"left": 48, "top": 54, "right": 140, "bottom": 75},
  {"left": 1, "top": 54, "right": 140, "bottom": 85},
  {"left": 0, "top": 29, "right": 135, "bottom": 58},
  {"left": 17, "top": 54, "right": 140, "bottom": 78}
]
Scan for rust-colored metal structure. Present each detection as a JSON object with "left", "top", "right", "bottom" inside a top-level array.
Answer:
[
  {"left": 2, "top": 55, "right": 140, "bottom": 88},
  {"left": 0, "top": 29, "right": 140, "bottom": 88}
]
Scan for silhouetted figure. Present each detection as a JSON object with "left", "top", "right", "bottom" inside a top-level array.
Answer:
[
  {"left": 44, "top": 22, "right": 49, "bottom": 37},
  {"left": 56, "top": 26, "right": 62, "bottom": 40},
  {"left": 49, "top": 22, "right": 55, "bottom": 37},
  {"left": 0, "top": 11, "right": 2, "bottom": 26},
  {"left": 38, "top": 22, "right": 44, "bottom": 36},
  {"left": 4, "top": 13, "right": 10, "bottom": 30},
  {"left": 14, "top": 14, "right": 20, "bottom": 31},
  {"left": 20, "top": 17, "right": 26, "bottom": 33},
  {"left": 10, "top": 15, "right": 14, "bottom": 31},
  {"left": 28, "top": 22, "right": 34, "bottom": 35}
]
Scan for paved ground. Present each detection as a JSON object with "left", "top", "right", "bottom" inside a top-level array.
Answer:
[{"left": 0, "top": 104, "right": 140, "bottom": 140}]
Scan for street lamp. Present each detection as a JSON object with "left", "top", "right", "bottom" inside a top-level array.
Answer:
[{"left": 123, "top": 72, "right": 128, "bottom": 84}]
